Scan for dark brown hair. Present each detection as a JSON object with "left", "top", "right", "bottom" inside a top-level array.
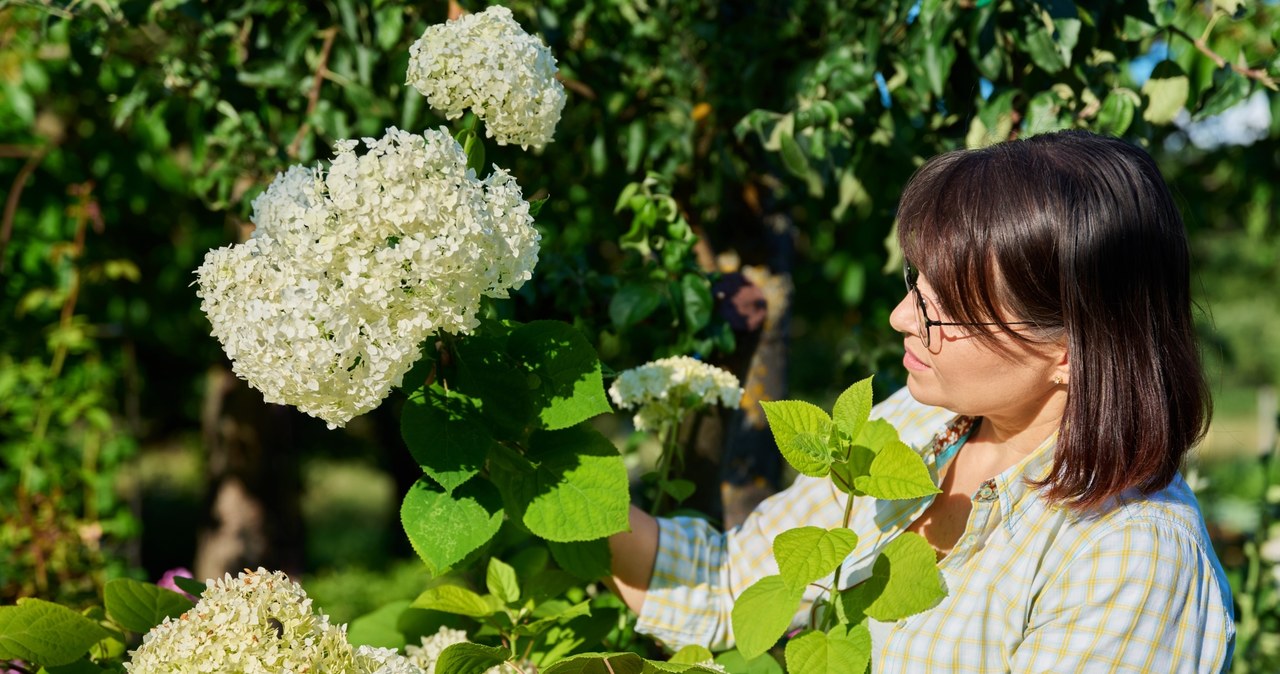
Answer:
[{"left": 897, "top": 130, "right": 1211, "bottom": 511}]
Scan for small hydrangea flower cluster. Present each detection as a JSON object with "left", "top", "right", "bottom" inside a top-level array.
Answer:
[
  {"left": 407, "top": 5, "right": 566, "bottom": 150},
  {"left": 195, "top": 128, "right": 539, "bottom": 428},
  {"left": 126, "top": 568, "right": 371, "bottom": 673},
  {"left": 608, "top": 356, "right": 743, "bottom": 431}
]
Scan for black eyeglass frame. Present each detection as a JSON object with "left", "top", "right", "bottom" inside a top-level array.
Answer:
[{"left": 903, "top": 262, "right": 1036, "bottom": 348}]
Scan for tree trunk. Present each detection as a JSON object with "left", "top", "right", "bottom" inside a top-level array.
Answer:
[{"left": 194, "top": 366, "right": 304, "bottom": 580}]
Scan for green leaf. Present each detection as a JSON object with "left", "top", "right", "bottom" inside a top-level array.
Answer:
[
  {"left": 777, "top": 129, "right": 809, "bottom": 179},
  {"left": 854, "top": 418, "right": 899, "bottom": 453},
  {"left": 435, "top": 642, "right": 511, "bottom": 674},
  {"left": 516, "top": 599, "right": 593, "bottom": 636},
  {"left": 529, "top": 196, "right": 548, "bottom": 217},
  {"left": 540, "top": 654, "right": 722, "bottom": 674},
  {"left": 831, "top": 377, "right": 873, "bottom": 443},
  {"left": 452, "top": 334, "right": 534, "bottom": 440},
  {"left": 784, "top": 625, "right": 871, "bottom": 674},
  {"left": 714, "top": 649, "right": 784, "bottom": 674},
  {"left": 922, "top": 40, "right": 955, "bottom": 98},
  {"left": 401, "top": 478, "right": 504, "bottom": 576},
  {"left": 401, "top": 390, "right": 492, "bottom": 493},
  {"left": 730, "top": 575, "right": 804, "bottom": 660},
  {"left": 348, "top": 600, "right": 411, "bottom": 649},
  {"left": 103, "top": 578, "right": 194, "bottom": 634},
  {"left": 548, "top": 539, "right": 613, "bottom": 581},
  {"left": 1020, "top": 13, "right": 1065, "bottom": 73},
  {"left": 1141, "top": 60, "right": 1189, "bottom": 125},
  {"left": 494, "top": 425, "right": 630, "bottom": 542},
  {"left": 1212, "top": 0, "right": 1246, "bottom": 18},
  {"left": 841, "top": 532, "right": 946, "bottom": 622},
  {"left": 679, "top": 274, "right": 713, "bottom": 331},
  {"left": 524, "top": 569, "right": 580, "bottom": 605},
  {"left": 465, "top": 132, "right": 487, "bottom": 177},
  {"left": 1195, "top": 66, "right": 1252, "bottom": 120},
  {"left": 670, "top": 645, "right": 715, "bottom": 665},
  {"left": 44, "top": 658, "right": 106, "bottom": 674},
  {"left": 853, "top": 441, "right": 940, "bottom": 500},
  {"left": 1095, "top": 88, "right": 1139, "bottom": 136},
  {"left": 487, "top": 557, "right": 521, "bottom": 604},
  {"left": 610, "top": 283, "right": 664, "bottom": 328},
  {"left": 1023, "top": 90, "right": 1068, "bottom": 137},
  {"left": 172, "top": 575, "right": 206, "bottom": 597},
  {"left": 0, "top": 598, "right": 111, "bottom": 667},
  {"left": 509, "top": 321, "right": 612, "bottom": 431},
  {"left": 375, "top": 5, "right": 405, "bottom": 49},
  {"left": 774, "top": 526, "right": 859, "bottom": 592},
  {"left": 544, "top": 652, "right": 647, "bottom": 674},
  {"left": 529, "top": 607, "right": 619, "bottom": 667},
  {"left": 413, "top": 585, "right": 497, "bottom": 618},
  {"left": 662, "top": 478, "right": 697, "bottom": 503},
  {"left": 760, "top": 401, "right": 834, "bottom": 477},
  {"left": 830, "top": 445, "right": 875, "bottom": 496}
]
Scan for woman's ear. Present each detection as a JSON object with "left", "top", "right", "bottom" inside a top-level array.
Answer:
[{"left": 1052, "top": 345, "right": 1069, "bottom": 386}]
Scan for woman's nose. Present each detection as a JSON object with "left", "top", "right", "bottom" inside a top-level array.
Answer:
[{"left": 888, "top": 290, "right": 916, "bottom": 336}]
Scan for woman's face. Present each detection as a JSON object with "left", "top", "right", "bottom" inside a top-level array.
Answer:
[{"left": 888, "top": 270, "right": 1067, "bottom": 426}]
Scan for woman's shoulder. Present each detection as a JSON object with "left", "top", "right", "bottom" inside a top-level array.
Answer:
[{"left": 1078, "top": 473, "right": 1214, "bottom": 548}]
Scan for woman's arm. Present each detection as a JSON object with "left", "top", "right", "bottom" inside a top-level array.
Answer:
[{"left": 606, "top": 506, "right": 659, "bottom": 615}]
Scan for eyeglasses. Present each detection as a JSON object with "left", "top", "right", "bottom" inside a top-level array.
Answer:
[{"left": 903, "top": 262, "right": 1035, "bottom": 348}]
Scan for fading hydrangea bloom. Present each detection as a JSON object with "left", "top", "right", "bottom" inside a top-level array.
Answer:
[
  {"left": 195, "top": 127, "right": 540, "bottom": 428},
  {"left": 405, "top": 627, "right": 525, "bottom": 674},
  {"left": 407, "top": 5, "right": 566, "bottom": 149},
  {"left": 126, "top": 568, "right": 359, "bottom": 674},
  {"left": 608, "top": 356, "right": 743, "bottom": 431}
]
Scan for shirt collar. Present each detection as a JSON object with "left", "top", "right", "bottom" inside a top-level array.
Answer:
[{"left": 925, "top": 414, "right": 1060, "bottom": 534}]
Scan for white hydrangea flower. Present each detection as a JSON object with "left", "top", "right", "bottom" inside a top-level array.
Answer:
[
  {"left": 407, "top": 5, "right": 566, "bottom": 149},
  {"left": 195, "top": 127, "right": 540, "bottom": 429},
  {"left": 405, "top": 627, "right": 526, "bottom": 673},
  {"left": 608, "top": 356, "right": 743, "bottom": 431},
  {"left": 355, "top": 645, "right": 428, "bottom": 674},
  {"left": 126, "top": 568, "right": 359, "bottom": 674}
]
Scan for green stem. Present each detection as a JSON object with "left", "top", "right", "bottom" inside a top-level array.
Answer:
[{"left": 649, "top": 420, "right": 680, "bottom": 516}]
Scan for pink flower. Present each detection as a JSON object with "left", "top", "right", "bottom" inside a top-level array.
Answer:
[{"left": 157, "top": 567, "right": 197, "bottom": 601}]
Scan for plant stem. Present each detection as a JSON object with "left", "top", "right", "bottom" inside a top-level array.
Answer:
[{"left": 649, "top": 420, "right": 679, "bottom": 516}]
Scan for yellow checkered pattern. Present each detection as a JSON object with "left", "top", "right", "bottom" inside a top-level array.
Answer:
[{"left": 636, "top": 387, "right": 1235, "bottom": 672}]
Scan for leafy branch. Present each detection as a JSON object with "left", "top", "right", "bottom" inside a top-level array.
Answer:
[{"left": 1167, "top": 25, "right": 1278, "bottom": 91}]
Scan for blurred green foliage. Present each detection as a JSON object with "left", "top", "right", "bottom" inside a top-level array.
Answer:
[{"left": 0, "top": 0, "right": 1278, "bottom": 667}]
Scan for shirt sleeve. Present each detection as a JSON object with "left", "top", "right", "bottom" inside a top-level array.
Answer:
[
  {"left": 635, "top": 474, "right": 846, "bottom": 650},
  {"left": 1011, "top": 517, "right": 1235, "bottom": 674}
]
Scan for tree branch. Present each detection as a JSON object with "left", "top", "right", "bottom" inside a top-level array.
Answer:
[
  {"left": 1168, "top": 25, "right": 1278, "bottom": 92},
  {"left": 287, "top": 26, "right": 341, "bottom": 159},
  {"left": 1, "top": 145, "right": 49, "bottom": 273}
]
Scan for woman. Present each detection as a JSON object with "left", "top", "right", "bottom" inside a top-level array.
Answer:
[{"left": 608, "top": 130, "right": 1235, "bottom": 672}]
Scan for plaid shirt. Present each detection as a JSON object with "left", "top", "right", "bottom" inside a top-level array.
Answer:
[{"left": 637, "top": 386, "right": 1235, "bottom": 673}]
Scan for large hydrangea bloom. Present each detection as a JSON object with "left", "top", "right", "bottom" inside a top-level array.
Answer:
[
  {"left": 608, "top": 356, "right": 743, "bottom": 431},
  {"left": 195, "top": 127, "right": 540, "bottom": 428},
  {"left": 406, "top": 5, "right": 566, "bottom": 149},
  {"left": 125, "top": 568, "right": 362, "bottom": 673}
]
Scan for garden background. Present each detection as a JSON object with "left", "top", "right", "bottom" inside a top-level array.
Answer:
[{"left": 2, "top": 0, "right": 1279, "bottom": 670}]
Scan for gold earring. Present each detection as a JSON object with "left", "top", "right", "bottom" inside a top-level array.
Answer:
[{"left": 1053, "top": 376, "right": 1063, "bottom": 385}]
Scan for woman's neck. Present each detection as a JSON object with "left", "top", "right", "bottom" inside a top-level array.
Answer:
[{"left": 963, "top": 395, "right": 1065, "bottom": 477}]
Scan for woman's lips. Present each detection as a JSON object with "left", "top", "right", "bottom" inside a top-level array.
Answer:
[{"left": 903, "top": 345, "right": 931, "bottom": 371}]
